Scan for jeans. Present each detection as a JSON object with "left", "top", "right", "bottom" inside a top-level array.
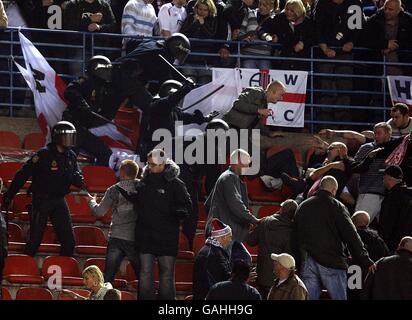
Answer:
[
  {"left": 105, "top": 238, "right": 140, "bottom": 283},
  {"left": 301, "top": 256, "right": 347, "bottom": 300},
  {"left": 242, "top": 58, "right": 272, "bottom": 70},
  {"left": 139, "top": 254, "right": 176, "bottom": 300}
]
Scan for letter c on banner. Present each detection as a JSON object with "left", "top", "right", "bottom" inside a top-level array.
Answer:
[{"left": 284, "top": 110, "right": 294, "bottom": 122}]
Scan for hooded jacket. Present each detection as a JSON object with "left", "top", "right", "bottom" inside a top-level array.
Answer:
[
  {"left": 135, "top": 159, "right": 192, "bottom": 256},
  {"left": 246, "top": 213, "right": 297, "bottom": 288}
]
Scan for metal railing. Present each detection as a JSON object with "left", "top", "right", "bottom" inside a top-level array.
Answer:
[{"left": 1, "top": 27, "right": 412, "bottom": 133}]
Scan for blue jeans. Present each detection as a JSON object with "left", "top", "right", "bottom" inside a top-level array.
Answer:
[
  {"left": 105, "top": 238, "right": 140, "bottom": 283},
  {"left": 139, "top": 254, "right": 176, "bottom": 300},
  {"left": 301, "top": 256, "right": 347, "bottom": 300},
  {"left": 242, "top": 58, "right": 272, "bottom": 70}
]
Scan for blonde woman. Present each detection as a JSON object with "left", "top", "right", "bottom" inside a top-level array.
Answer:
[
  {"left": 62, "top": 265, "right": 113, "bottom": 300},
  {"left": 271, "top": 0, "right": 314, "bottom": 70},
  {"left": 180, "top": 0, "right": 218, "bottom": 84}
]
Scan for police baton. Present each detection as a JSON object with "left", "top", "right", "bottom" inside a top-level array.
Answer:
[
  {"left": 89, "top": 110, "right": 133, "bottom": 133},
  {"left": 158, "top": 54, "right": 189, "bottom": 83}
]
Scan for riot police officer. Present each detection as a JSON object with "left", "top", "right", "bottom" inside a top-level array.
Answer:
[
  {"left": 141, "top": 79, "right": 219, "bottom": 161},
  {"left": 64, "top": 33, "right": 192, "bottom": 164},
  {"left": 2, "top": 121, "right": 84, "bottom": 257}
]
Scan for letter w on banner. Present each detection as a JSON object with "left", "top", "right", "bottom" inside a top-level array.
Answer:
[
  {"left": 213, "top": 68, "right": 308, "bottom": 128},
  {"left": 14, "top": 31, "right": 138, "bottom": 168},
  {"left": 387, "top": 76, "right": 412, "bottom": 114}
]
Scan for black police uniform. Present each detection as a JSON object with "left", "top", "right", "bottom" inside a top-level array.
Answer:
[
  {"left": 4, "top": 143, "right": 84, "bottom": 257},
  {"left": 64, "top": 41, "right": 175, "bottom": 164}
]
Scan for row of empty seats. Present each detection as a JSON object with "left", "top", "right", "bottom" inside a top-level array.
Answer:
[
  {"left": 3, "top": 254, "right": 194, "bottom": 292},
  {"left": 0, "top": 162, "right": 117, "bottom": 193},
  {"left": 0, "top": 131, "right": 46, "bottom": 151},
  {"left": 1, "top": 286, "right": 136, "bottom": 300}
]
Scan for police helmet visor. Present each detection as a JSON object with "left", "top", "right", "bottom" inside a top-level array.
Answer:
[{"left": 54, "top": 129, "right": 77, "bottom": 148}]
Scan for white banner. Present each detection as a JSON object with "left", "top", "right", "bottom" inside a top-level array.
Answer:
[
  {"left": 180, "top": 68, "right": 243, "bottom": 135},
  {"left": 213, "top": 68, "right": 308, "bottom": 128},
  {"left": 15, "top": 31, "right": 137, "bottom": 168},
  {"left": 387, "top": 76, "right": 412, "bottom": 111}
]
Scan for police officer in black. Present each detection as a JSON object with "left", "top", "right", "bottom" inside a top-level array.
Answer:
[
  {"left": 2, "top": 121, "right": 84, "bottom": 257},
  {"left": 64, "top": 33, "right": 192, "bottom": 165},
  {"left": 142, "top": 79, "right": 219, "bottom": 161}
]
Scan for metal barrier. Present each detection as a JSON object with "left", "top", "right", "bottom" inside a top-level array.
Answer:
[{"left": 1, "top": 27, "right": 412, "bottom": 133}]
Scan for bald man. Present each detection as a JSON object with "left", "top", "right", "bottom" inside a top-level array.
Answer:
[
  {"left": 363, "top": 237, "right": 412, "bottom": 300},
  {"left": 295, "top": 176, "right": 374, "bottom": 300},
  {"left": 223, "top": 80, "right": 328, "bottom": 154},
  {"left": 351, "top": 211, "right": 388, "bottom": 265},
  {"left": 361, "top": 0, "right": 412, "bottom": 76}
]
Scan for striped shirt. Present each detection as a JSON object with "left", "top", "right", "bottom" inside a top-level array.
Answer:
[
  {"left": 121, "top": 0, "right": 157, "bottom": 43},
  {"left": 354, "top": 142, "right": 386, "bottom": 195},
  {"left": 158, "top": 2, "right": 186, "bottom": 34}
]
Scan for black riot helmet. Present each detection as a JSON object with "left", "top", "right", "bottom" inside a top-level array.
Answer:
[
  {"left": 158, "top": 80, "right": 183, "bottom": 98},
  {"left": 85, "top": 55, "right": 112, "bottom": 78},
  {"left": 205, "top": 118, "right": 230, "bottom": 131},
  {"left": 165, "top": 33, "right": 191, "bottom": 65},
  {"left": 51, "top": 121, "right": 77, "bottom": 148}
]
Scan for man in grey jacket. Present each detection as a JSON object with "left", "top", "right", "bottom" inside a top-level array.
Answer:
[
  {"left": 87, "top": 159, "right": 140, "bottom": 284},
  {"left": 205, "top": 149, "right": 260, "bottom": 242}
]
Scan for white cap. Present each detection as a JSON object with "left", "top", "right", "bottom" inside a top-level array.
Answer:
[{"left": 271, "top": 253, "right": 295, "bottom": 270}]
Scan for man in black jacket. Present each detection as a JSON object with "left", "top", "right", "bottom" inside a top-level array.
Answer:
[
  {"left": 119, "top": 148, "right": 192, "bottom": 300},
  {"left": 314, "top": 0, "right": 363, "bottom": 123},
  {"left": 295, "top": 175, "right": 375, "bottom": 300},
  {"left": 360, "top": 0, "right": 412, "bottom": 76},
  {"left": 379, "top": 165, "right": 412, "bottom": 252},
  {"left": 193, "top": 218, "right": 233, "bottom": 300},
  {"left": 205, "top": 259, "right": 261, "bottom": 300},
  {"left": 363, "top": 236, "right": 412, "bottom": 299}
]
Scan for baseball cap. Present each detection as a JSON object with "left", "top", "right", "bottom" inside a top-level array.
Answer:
[{"left": 271, "top": 253, "right": 296, "bottom": 270}]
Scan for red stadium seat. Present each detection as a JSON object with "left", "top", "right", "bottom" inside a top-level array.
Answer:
[
  {"left": 1, "top": 287, "right": 12, "bottom": 300},
  {"left": 245, "top": 177, "right": 286, "bottom": 202},
  {"left": 193, "top": 233, "right": 206, "bottom": 255},
  {"left": 57, "top": 289, "right": 90, "bottom": 300},
  {"left": 23, "top": 132, "right": 46, "bottom": 150},
  {"left": 197, "top": 202, "right": 208, "bottom": 230},
  {"left": 84, "top": 258, "right": 127, "bottom": 288},
  {"left": 175, "top": 262, "right": 194, "bottom": 292},
  {"left": 73, "top": 226, "right": 107, "bottom": 255},
  {"left": 65, "top": 194, "right": 97, "bottom": 223},
  {"left": 82, "top": 166, "right": 117, "bottom": 193},
  {"left": 0, "top": 162, "right": 31, "bottom": 189},
  {"left": 257, "top": 205, "right": 281, "bottom": 218},
  {"left": 12, "top": 193, "right": 32, "bottom": 221},
  {"left": 0, "top": 131, "right": 21, "bottom": 149},
  {"left": 125, "top": 261, "right": 139, "bottom": 289},
  {"left": 37, "top": 224, "right": 61, "bottom": 254},
  {"left": 120, "top": 291, "right": 136, "bottom": 300},
  {"left": 3, "top": 254, "right": 44, "bottom": 284},
  {"left": 178, "top": 232, "right": 194, "bottom": 260},
  {"left": 243, "top": 242, "right": 258, "bottom": 263},
  {"left": 8, "top": 222, "right": 25, "bottom": 252},
  {"left": 16, "top": 287, "right": 53, "bottom": 300},
  {"left": 42, "top": 256, "right": 83, "bottom": 286}
]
